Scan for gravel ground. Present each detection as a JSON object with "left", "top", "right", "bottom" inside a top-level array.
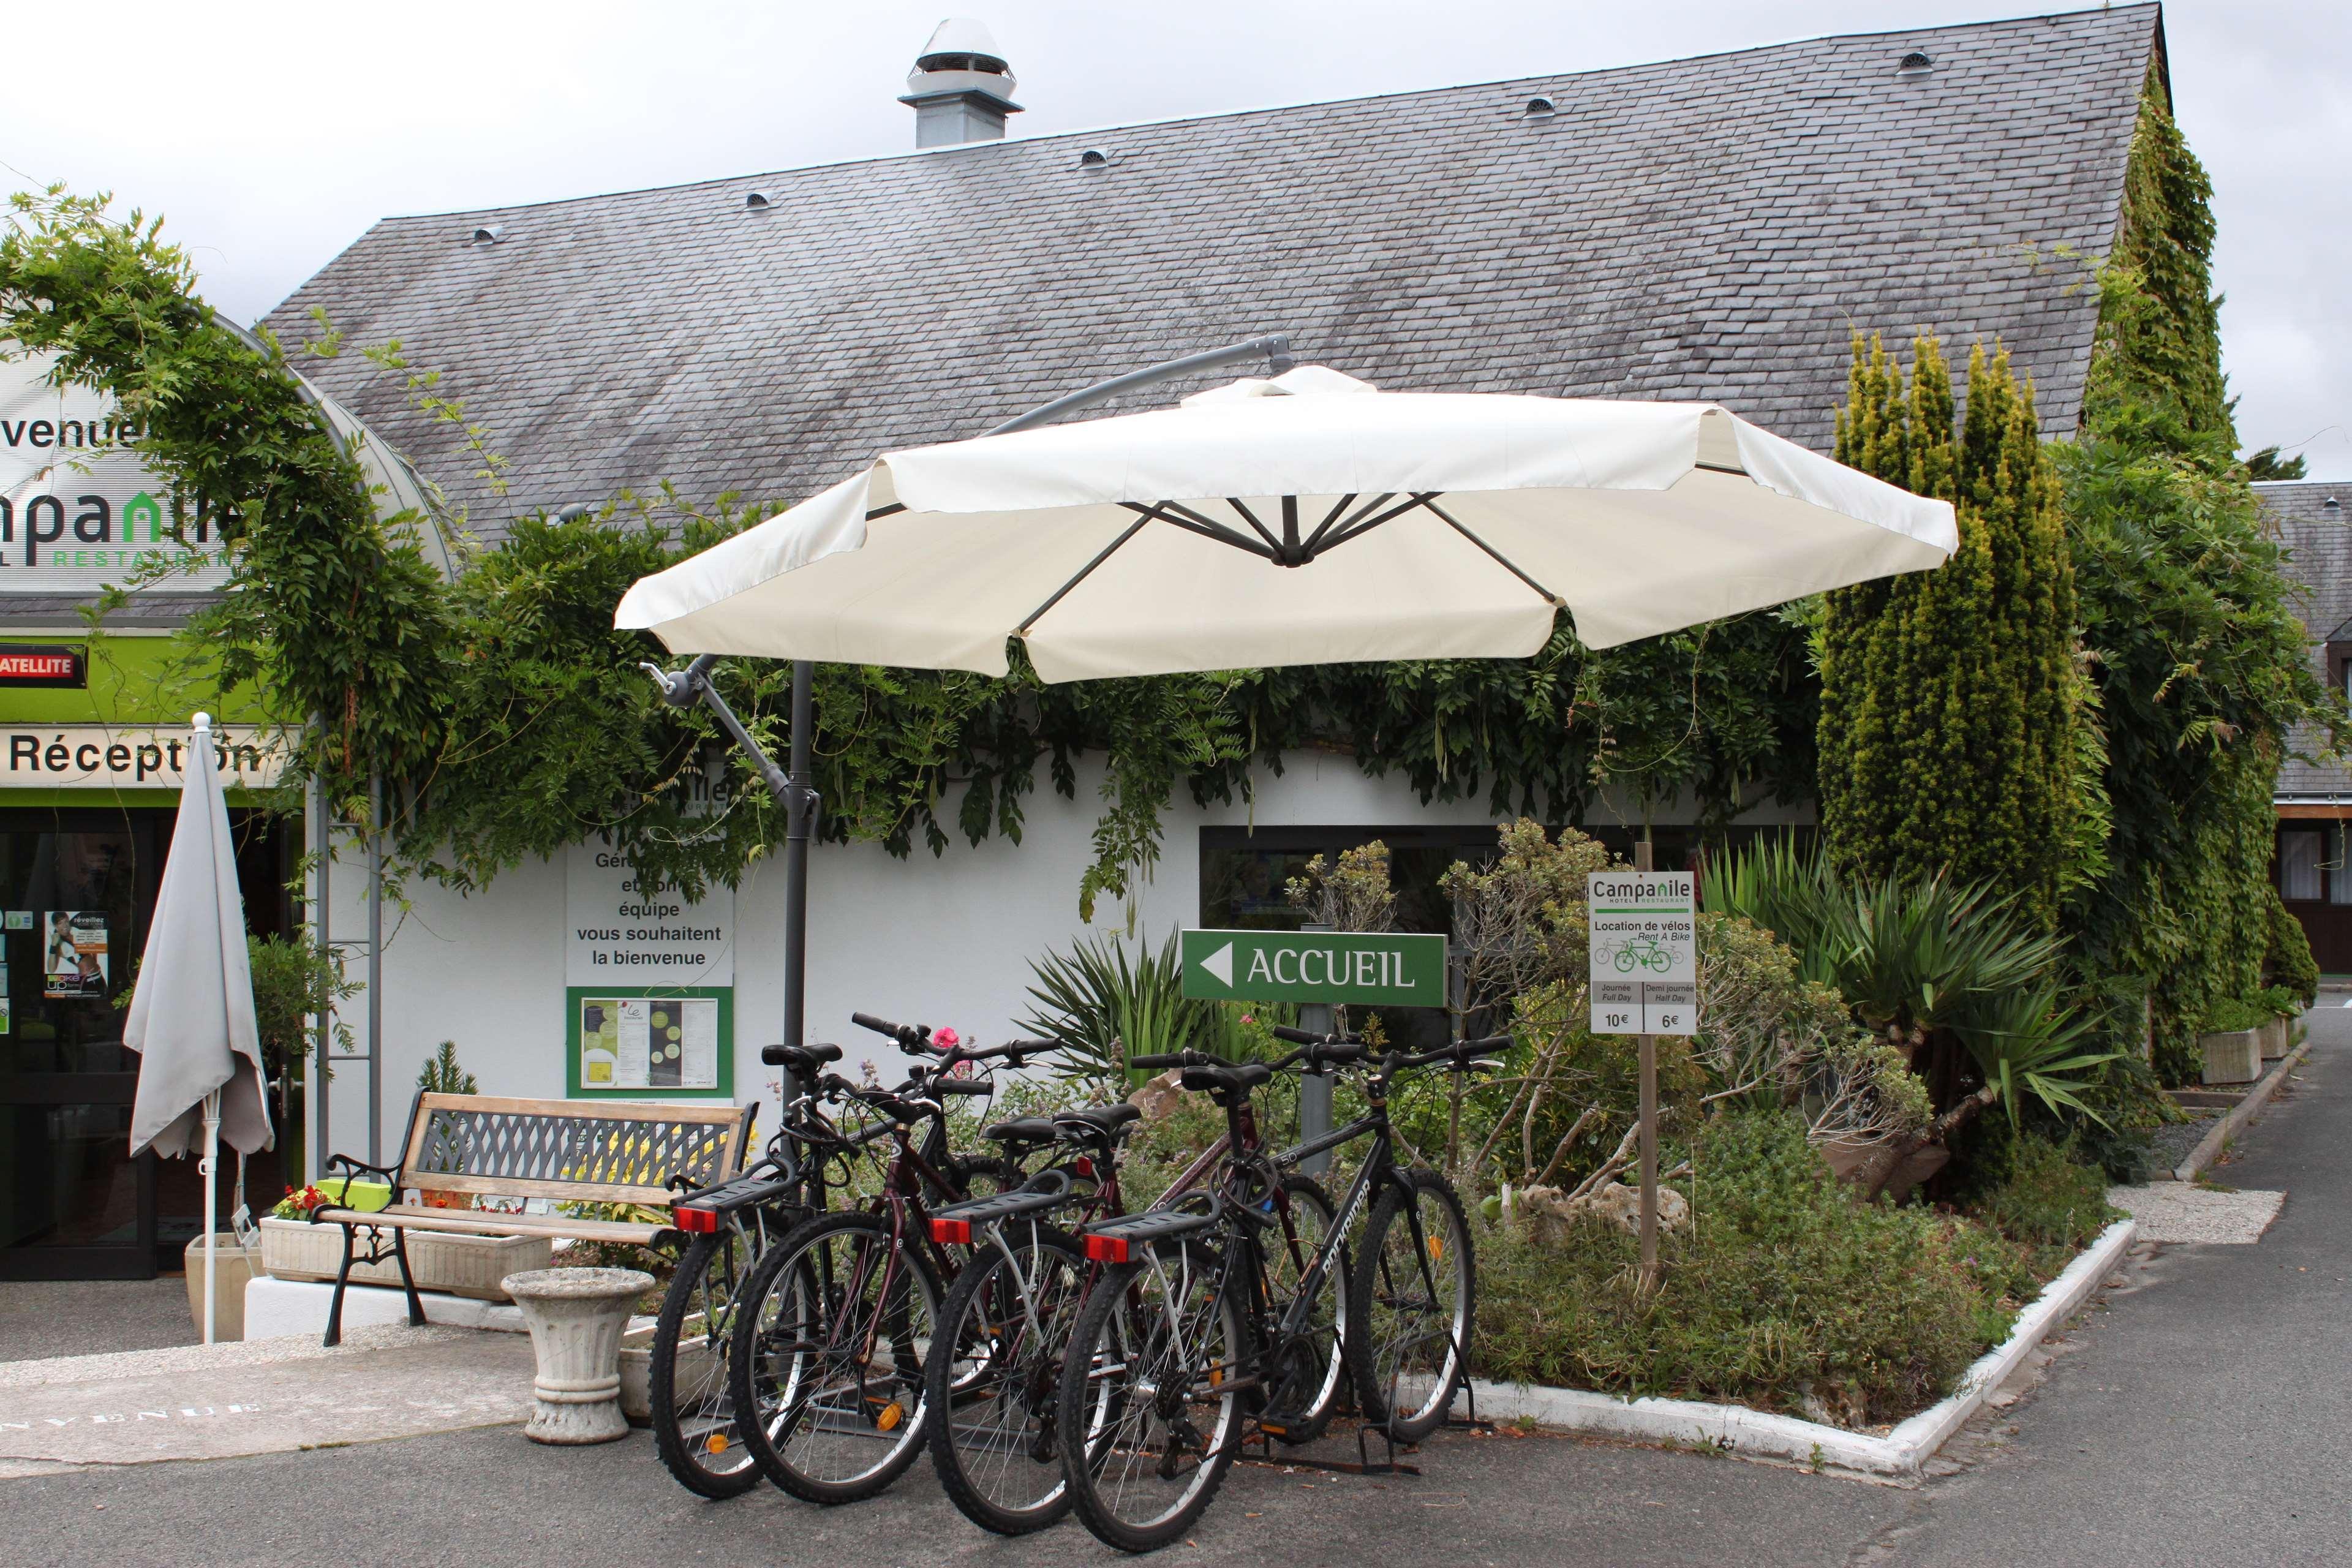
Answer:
[
  {"left": 0, "top": 1277, "right": 198, "bottom": 1363},
  {"left": 2146, "top": 1112, "right": 2219, "bottom": 1173}
]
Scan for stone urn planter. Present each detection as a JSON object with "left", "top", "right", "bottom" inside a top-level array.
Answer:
[
  {"left": 259, "top": 1216, "right": 550, "bottom": 1300},
  {"left": 2199, "top": 1028, "right": 2262, "bottom": 1086},
  {"left": 503, "top": 1267, "right": 654, "bottom": 1445}
]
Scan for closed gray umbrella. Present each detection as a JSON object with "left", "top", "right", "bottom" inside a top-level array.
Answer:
[{"left": 125, "top": 711, "right": 270, "bottom": 1343}]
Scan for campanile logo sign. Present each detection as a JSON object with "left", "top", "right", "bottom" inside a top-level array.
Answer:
[{"left": 0, "top": 347, "right": 232, "bottom": 592}]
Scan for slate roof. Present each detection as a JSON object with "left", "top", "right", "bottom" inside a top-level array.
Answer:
[
  {"left": 2261, "top": 481, "right": 2352, "bottom": 798},
  {"left": 264, "top": 6, "right": 2161, "bottom": 544}
]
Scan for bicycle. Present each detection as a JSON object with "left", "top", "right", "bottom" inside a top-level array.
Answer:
[
  {"left": 724, "top": 1012, "right": 1045, "bottom": 1505},
  {"left": 1054, "top": 1030, "right": 1504, "bottom": 1553},
  {"left": 647, "top": 1038, "right": 843, "bottom": 1498}
]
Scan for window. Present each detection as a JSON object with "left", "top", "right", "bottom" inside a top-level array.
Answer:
[{"left": 2281, "top": 829, "right": 2323, "bottom": 901}]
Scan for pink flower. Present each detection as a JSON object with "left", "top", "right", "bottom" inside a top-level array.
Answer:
[{"left": 935, "top": 1026, "right": 961, "bottom": 1049}]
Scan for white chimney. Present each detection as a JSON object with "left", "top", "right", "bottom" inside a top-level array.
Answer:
[{"left": 900, "top": 18, "right": 1022, "bottom": 148}]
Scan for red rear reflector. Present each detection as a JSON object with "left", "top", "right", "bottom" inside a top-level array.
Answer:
[
  {"left": 931, "top": 1218, "right": 972, "bottom": 1245},
  {"left": 673, "top": 1206, "right": 720, "bottom": 1234},
  {"left": 1085, "top": 1234, "right": 1131, "bottom": 1264}
]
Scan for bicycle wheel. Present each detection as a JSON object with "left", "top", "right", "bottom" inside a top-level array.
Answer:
[
  {"left": 1057, "top": 1238, "right": 1242, "bottom": 1553},
  {"left": 1256, "top": 1175, "right": 1347, "bottom": 1445},
  {"left": 1346, "top": 1169, "right": 1473, "bottom": 1442},
  {"left": 650, "top": 1217, "right": 783, "bottom": 1498},
  {"left": 925, "top": 1226, "right": 1090, "bottom": 1535},
  {"left": 728, "top": 1210, "right": 943, "bottom": 1504}
]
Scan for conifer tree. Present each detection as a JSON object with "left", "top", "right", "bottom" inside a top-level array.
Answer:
[{"left": 1817, "top": 334, "right": 2078, "bottom": 932}]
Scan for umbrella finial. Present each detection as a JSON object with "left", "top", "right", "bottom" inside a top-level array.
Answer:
[{"left": 192, "top": 710, "right": 213, "bottom": 734}]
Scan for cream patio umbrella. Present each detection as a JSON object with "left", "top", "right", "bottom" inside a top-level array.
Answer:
[
  {"left": 615, "top": 366, "right": 1955, "bottom": 682},
  {"left": 125, "top": 712, "right": 270, "bottom": 1345}
]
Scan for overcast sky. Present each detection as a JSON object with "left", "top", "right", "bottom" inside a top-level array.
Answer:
[{"left": 3, "top": 1, "right": 2345, "bottom": 476}]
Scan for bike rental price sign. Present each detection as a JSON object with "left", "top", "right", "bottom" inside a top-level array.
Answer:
[{"left": 1587, "top": 871, "right": 1697, "bottom": 1035}]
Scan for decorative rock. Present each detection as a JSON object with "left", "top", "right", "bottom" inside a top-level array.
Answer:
[
  {"left": 1126, "top": 1069, "right": 1185, "bottom": 1121},
  {"left": 1515, "top": 1180, "right": 1689, "bottom": 1244},
  {"left": 501, "top": 1267, "right": 654, "bottom": 1445}
]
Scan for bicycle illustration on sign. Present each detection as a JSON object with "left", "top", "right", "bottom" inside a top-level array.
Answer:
[{"left": 1607, "top": 933, "right": 1674, "bottom": 974}]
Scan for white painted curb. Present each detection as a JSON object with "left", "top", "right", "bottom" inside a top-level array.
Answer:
[{"left": 1468, "top": 1216, "right": 2138, "bottom": 1480}]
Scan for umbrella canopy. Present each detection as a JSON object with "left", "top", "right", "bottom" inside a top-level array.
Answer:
[
  {"left": 126, "top": 712, "right": 271, "bottom": 1161},
  {"left": 616, "top": 367, "right": 1957, "bottom": 683}
]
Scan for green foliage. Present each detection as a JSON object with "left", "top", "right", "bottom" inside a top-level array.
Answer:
[
  {"left": 1475, "top": 1112, "right": 2034, "bottom": 1424},
  {"left": 246, "top": 932, "right": 360, "bottom": 1084},
  {"left": 1703, "top": 839, "right": 2111, "bottom": 1135},
  {"left": 2263, "top": 886, "right": 2321, "bottom": 1004},
  {"left": 415, "top": 1040, "right": 478, "bottom": 1096},
  {"left": 1966, "top": 1131, "right": 2120, "bottom": 1273},
  {"left": 2244, "top": 447, "right": 2306, "bottom": 482},
  {"left": 1015, "top": 932, "right": 1279, "bottom": 1091},
  {"left": 1817, "top": 334, "right": 2078, "bottom": 932}
]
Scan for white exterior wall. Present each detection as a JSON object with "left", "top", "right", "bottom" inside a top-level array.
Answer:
[{"left": 314, "top": 752, "right": 1804, "bottom": 1167}]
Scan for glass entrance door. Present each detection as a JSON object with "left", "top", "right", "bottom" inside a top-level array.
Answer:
[{"left": 0, "top": 814, "right": 156, "bottom": 1279}]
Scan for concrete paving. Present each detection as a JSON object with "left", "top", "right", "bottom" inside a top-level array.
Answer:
[
  {"left": 1, "top": 1033, "right": 2342, "bottom": 1567},
  {"left": 2107, "top": 1182, "right": 2285, "bottom": 1243}
]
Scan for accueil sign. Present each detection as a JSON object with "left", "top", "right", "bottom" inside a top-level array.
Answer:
[
  {"left": 0, "top": 347, "right": 231, "bottom": 593},
  {"left": 1, "top": 725, "right": 287, "bottom": 789}
]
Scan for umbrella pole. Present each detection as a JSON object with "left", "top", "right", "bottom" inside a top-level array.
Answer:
[
  {"left": 202, "top": 1089, "right": 221, "bottom": 1346},
  {"left": 782, "top": 660, "right": 815, "bottom": 1056}
]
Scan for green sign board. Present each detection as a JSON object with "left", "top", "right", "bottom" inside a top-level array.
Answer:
[{"left": 1179, "top": 928, "right": 1448, "bottom": 1007}]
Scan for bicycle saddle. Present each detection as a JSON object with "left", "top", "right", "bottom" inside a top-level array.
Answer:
[
  {"left": 1180, "top": 1061, "right": 1272, "bottom": 1102},
  {"left": 981, "top": 1116, "right": 1059, "bottom": 1145},
  {"left": 1054, "top": 1104, "right": 1144, "bottom": 1137},
  {"left": 760, "top": 1041, "right": 845, "bottom": 1069}
]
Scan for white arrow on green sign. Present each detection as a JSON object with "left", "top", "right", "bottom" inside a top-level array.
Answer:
[{"left": 1179, "top": 928, "right": 1448, "bottom": 1006}]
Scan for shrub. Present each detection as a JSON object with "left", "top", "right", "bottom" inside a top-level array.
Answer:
[
  {"left": 1969, "top": 1131, "right": 2120, "bottom": 1274},
  {"left": 1475, "top": 1112, "right": 2029, "bottom": 1425},
  {"left": 2263, "top": 888, "right": 2321, "bottom": 1006}
]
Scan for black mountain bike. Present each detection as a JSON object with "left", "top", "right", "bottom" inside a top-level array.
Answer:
[
  {"left": 1055, "top": 1030, "right": 1503, "bottom": 1553},
  {"left": 647, "top": 1038, "right": 845, "bottom": 1498},
  {"left": 725, "top": 1014, "right": 1042, "bottom": 1504}
]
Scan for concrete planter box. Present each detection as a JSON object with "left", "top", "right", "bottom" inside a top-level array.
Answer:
[
  {"left": 2198, "top": 1028, "right": 2262, "bottom": 1086},
  {"left": 617, "top": 1317, "right": 717, "bottom": 1427},
  {"left": 183, "top": 1233, "right": 262, "bottom": 1341},
  {"left": 2259, "top": 1014, "right": 2290, "bottom": 1060},
  {"left": 258, "top": 1216, "right": 552, "bottom": 1301}
]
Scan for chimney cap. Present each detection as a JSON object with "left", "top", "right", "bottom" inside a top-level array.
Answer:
[{"left": 917, "top": 17, "right": 1009, "bottom": 74}]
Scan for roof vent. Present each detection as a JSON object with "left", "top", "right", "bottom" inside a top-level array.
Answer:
[
  {"left": 744, "top": 190, "right": 773, "bottom": 209},
  {"left": 1896, "top": 51, "right": 1934, "bottom": 77},
  {"left": 1077, "top": 148, "right": 1109, "bottom": 168},
  {"left": 2328, "top": 496, "right": 2343, "bottom": 514},
  {"left": 900, "top": 18, "right": 1022, "bottom": 148},
  {"left": 1522, "top": 95, "right": 1558, "bottom": 118},
  {"left": 469, "top": 224, "right": 505, "bottom": 246}
]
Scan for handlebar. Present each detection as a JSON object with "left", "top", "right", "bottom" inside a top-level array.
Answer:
[{"left": 852, "top": 1011, "right": 930, "bottom": 1049}]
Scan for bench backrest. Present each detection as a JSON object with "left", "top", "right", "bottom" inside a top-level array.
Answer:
[{"left": 396, "top": 1093, "right": 753, "bottom": 1207}]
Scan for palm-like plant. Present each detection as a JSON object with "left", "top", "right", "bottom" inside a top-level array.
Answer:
[
  {"left": 1018, "top": 932, "right": 1257, "bottom": 1091},
  {"left": 1705, "top": 840, "right": 2112, "bottom": 1131}
]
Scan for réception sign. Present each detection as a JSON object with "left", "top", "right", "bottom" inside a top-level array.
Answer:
[
  {"left": 1, "top": 725, "right": 287, "bottom": 789},
  {"left": 564, "top": 836, "right": 734, "bottom": 986},
  {"left": 1180, "top": 927, "right": 1446, "bottom": 1007}
]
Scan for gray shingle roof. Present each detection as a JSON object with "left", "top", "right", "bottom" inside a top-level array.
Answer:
[
  {"left": 264, "top": 6, "right": 2160, "bottom": 544},
  {"left": 2261, "top": 481, "right": 2352, "bottom": 797}
]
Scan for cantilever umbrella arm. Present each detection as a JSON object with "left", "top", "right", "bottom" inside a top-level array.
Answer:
[{"left": 640, "top": 333, "right": 1297, "bottom": 1069}]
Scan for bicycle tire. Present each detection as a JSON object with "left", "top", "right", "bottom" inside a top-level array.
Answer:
[
  {"left": 925, "top": 1225, "right": 1088, "bottom": 1535},
  {"left": 727, "top": 1209, "right": 943, "bottom": 1504},
  {"left": 649, "top": 1220, "right": 783, "bottom": 1498},
  {"left": 1057, "top": 1238, "right": 1242, "bottom": 1553},
  {"left": 1256, "top": 1174, "right": 1347, "bottom": 1446},
  {"left": 1346, "top": 1169, "right": 1474, "bottom": 1443}
]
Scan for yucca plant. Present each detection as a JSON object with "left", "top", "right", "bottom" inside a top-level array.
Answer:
[
  {"left": 1706, "top": 839, "right": 2113, "bottom": 1138},
  {"left": 1017, "top": 932, "right": 1275, "bottom": 1091}
]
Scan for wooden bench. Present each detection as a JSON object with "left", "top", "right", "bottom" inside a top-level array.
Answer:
[{"left": 310, "top": 1092, "right": 755, "bottom": 1346}]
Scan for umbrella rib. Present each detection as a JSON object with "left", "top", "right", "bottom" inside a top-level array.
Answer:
[
  {"left": 1118, "top": 501, "right": 1277, "bottom": 560},
  {"left": 1419, "top": 498, "right": 1564, "bottom": 608},
  {"left": 1317, "top": 492, "right": 1439, "bottom": 551},
  {"left": 1298, "top": 493, "right": 1363, "bottom": 556},
  {"left": 1221, "top": 497, "right": 1285, "bottom": 556},
  {"left": 1017, "top": 516, "right": 1153, "bottom": 636},
  {"left": 865, "top": 503, "right": 908, "bottom": 521}
]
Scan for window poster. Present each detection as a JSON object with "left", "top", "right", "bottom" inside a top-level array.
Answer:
[{"left": 43, "top": 910, "right": 107, "bottom": 998}]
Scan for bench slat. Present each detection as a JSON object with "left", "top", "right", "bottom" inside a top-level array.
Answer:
[
  {"left": 314, "top": 1208, "right": 665, "bottom": 1246},
  {"left": 391, "top": 1171, "right": 678, "bottom": 1207}
]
